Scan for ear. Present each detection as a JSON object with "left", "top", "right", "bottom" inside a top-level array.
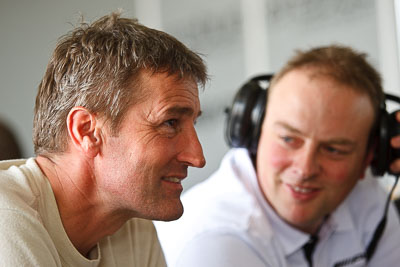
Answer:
[
  {"left": 359, "top": 147, "right": 375, "bottom": 179},
  {"left": 66, "top": 107, "right": 102, "bottom": 158}
]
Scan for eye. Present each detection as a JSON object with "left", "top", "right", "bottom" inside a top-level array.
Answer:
[
  {"left": 325, "top": 146, "right": 339, "bottom": 154},
  {"left": 322, "top": 145, "right": 350, "bottom": 157},
  {"left": 281, "top": 136, "right": 294, "bottom": 144},
  {"left": 278, "top": 134, "right": 303, "bottom": 149},
  {"left": 164, "top": 119, "right": 178, "bottom": 128},
  {"left": 279, "top": 135, "right": 297, "bottom": 146}
]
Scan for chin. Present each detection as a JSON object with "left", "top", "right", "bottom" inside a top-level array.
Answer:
[
  {"left": 162, "top": 207, "right": 184, "bottom": 221},
  {"left": 151, "top": 213, "right": 183, "bottom": 222},
  {"left": 160, "top": 213, "right": 183, "bottom": 222},
  {"left": 151, "top": 203, "right": 184, "bottom": 222}
]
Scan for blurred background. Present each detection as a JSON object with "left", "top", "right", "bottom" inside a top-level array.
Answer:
[{"left": 1, "top": 0, "right": 399, "bottom": 191}]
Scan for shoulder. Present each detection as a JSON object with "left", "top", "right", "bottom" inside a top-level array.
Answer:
[
  {"left": 345, "top": 175, "right": 396, "bottom": 229},
  {"left": 0, "top": 158, "right": 55, "bottom": 233},
  {"left": 0, "top": 204, "right": 61, "bottom": 266},
  {"left": 155, "top": 184, "right": 256, "bottom": 266},
  {"left": 0, "top": 158, "right": 46, "bottom": 212},
  {"left": 331, "top": 175, "right": 400, "bottom": 264},
  {"left": 0, "top": 159, "right": 63, "bottom": 265},
  {"left": 173, "top": 231, "right": 271, "bottom": 267}
]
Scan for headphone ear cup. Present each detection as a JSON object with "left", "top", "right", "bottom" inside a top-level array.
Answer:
[
  {"left": 225, "top": 81, "right": 265, "bottom": 150},
  {"left": 248, "top": 89, "right": 266, "bottom": 155},
  {"left": 388, "top": 110, "right": 400, "bottom": 170},
  {"left": 371, "top": 108, "right": 390, "bottom": 176}
]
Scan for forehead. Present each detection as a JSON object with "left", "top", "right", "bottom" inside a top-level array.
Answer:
[
  {"left": 269, "top": 69, "right": 372, "bottom": 104},
  {"left": 271, "top": 67, "right": 375, "bottom": 103},
  {"left": 135, "top": 69, "right": 201, "bottom": 114},
  {"left": 266, "top": 69, "right": 374, "bottom": 135},
  {"left": 142, "top": 68, "right": 197, "bottom": 88}
]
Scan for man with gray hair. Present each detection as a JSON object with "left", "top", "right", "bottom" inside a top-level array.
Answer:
[{"left": 0, "top": 12, "right": 207, "bottom": 266}]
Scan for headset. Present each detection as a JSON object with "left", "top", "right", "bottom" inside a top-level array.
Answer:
[
  {"left": 225, "top": 74, "right": 400, "bottom": 263},
  {"left": 225, "top": 74, "right": 400, "bottom": 177}
]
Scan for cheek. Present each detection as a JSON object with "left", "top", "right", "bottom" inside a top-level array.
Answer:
[
  {"left": 327, "top": 165, "right": 347, "bottom": 180},
  {"left": 323, "top": 161, "right": 359, "bottom": 186},
  {"left": 263, "top": 142, "right": 292, "bottom": 170},
  {"left": 257, "top": 140, "right": 292, "bottom": 187}
]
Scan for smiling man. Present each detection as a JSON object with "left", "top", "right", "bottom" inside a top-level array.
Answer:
[
  {"left": 0, "top": 12, "right": 207, "bottom": 266},
  {"left": 155, "top": 45, "right": 400, "bottom": 267},
  {"left": 257, "top": 68, "right": 375, "bottom": 235}
]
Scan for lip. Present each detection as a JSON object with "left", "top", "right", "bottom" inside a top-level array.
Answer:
[
  {"left": 161, "top": 176, "right": 183, "bottom": 196},
  {"left": 161, "top": 175, "right": 186, "bottom": 191},
  {"left": 285, "top": 183, "right": 320, "bottom": 201},
  {"left": 161, "top": 176, "right": 185, "bottom": 184}
]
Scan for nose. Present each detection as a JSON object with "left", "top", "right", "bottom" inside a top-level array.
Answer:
[
  {"left": 177, "top": 126, "right": 206, "bottom": 168},
  {"left": 291, "top": 144, "right": 320, "bottom": 180}
]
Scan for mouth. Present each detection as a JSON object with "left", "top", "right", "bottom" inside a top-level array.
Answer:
[
  {"left": 290, "top": 185, "right": 316, "bottom": 194},
  {"left": 162, "top": 177, "right": 183, "bottom": 184},
  {"left": 286, "top": 183, "right": 320, "bottom": 200}
]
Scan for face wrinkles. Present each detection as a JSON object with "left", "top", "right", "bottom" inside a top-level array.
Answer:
[
  {"left": 126, "top": 85, "right": 199, "bottom": 147},
  {"left": 150, "top": 87, "right": 200, "bottom": 119},
  {"left": 138, "top": 71, "right": 200, "bottom": 121},
  {"left": 143, "top": 86, "right": 200, "bottom": 143},
  {"left": 96, "top": 70, "right": 204, "bottom": 221}
]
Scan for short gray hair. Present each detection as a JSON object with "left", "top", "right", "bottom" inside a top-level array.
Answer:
[{"left": 33, "top": 12, "right": 208, "bottom": 155}]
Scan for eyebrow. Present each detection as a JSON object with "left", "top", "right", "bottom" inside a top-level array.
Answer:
[
  {"left": 274, "top": 121, "right": 356, "bottom": 147},
  {"left": 274, "top": 121, "right": 302, "bottom": 134},
  {"left": 165, "top": 106, "right": 202, "bottom": 118},
  {"left": 324, "top": 139, "right": 356, "bottom": 147}
]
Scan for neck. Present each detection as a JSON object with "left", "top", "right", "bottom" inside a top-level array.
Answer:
[{"left": 35, "top": 154, "right": 131, "bottom": 257}]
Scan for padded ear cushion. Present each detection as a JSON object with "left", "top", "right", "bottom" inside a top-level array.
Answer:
[
  {"left": 388, "top": 110, "right": 400, "bottom": 174},
  {"left": 225, "top": 80, "right": 264, "bottom": 149},
  {"left": 225, "top": 74, "right": 272, "bottom": 154},
  {"left": 371, "top": 108, "right": 390, "bottom": 176},
  {"left": 371, "top": 93, "right": 400, "bottom": 176},
  {"left": 248, "top": 89, "right": 266, "bottom": 154}
]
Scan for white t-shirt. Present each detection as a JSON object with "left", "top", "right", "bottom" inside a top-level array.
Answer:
[
  {"left": 155, "top": 148, "right": 400, "bottom": 267},
  {"left": 0, "top": 158, "right": 166, "bottom": 267}
]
